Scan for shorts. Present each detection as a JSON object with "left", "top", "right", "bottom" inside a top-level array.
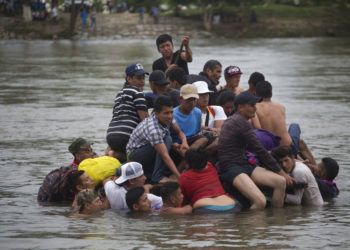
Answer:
[
  {"left": 220, "top": 164, "right": 256, "bottom": 185},
  {"left": 193, "top": 204, "right": 241, "bottom": 214}
]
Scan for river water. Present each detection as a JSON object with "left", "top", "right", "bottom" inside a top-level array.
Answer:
[{"left": 0, "top": 37, "right": 349, "bottom": 249}]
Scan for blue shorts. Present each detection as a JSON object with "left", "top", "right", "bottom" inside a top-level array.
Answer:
[{"left": 193, "top": 204, "right": 241, "bottom": 214}]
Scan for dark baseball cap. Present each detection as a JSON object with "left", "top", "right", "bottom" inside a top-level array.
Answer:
[
  {"left": 125, "top": 63, "right": 149, "bottom": 77},
  {"left": 224, "top": 66, "right": 242, "bottom": 77},
  {"left": 68, "top": 138, "right": 93, "bottom": 155},
  {"left": 149, "top": 70, "right": 169, "bottom": 85},
  {"left": 234, "top": 91, "right": 262, "bottom": 106}
]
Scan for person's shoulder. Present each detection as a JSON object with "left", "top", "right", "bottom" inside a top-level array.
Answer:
[
  {"left": 294, "top": 161, "right": 313, "bottom": 175},
  {"left": 193, "top": 107, "right": 202, "bottom": 115}
]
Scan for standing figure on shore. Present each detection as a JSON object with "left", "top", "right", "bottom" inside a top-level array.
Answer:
[
  {"left": 106, "top": 63, "right": 149, "bottom": 162},
  {"left": 150, "top": 6, "right": 159, "bottom": 24},
  {"left": 80, "top": 7, "right": 88, "bottom": 32},
  {"left": 152, "top": 34, "right": 192, "bottom": 75}
]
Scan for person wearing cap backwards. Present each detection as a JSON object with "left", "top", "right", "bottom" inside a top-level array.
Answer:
[
  {"left": 68, "top": 137, "right": 95, "bottom": 169},
  {"left": 144, "top": 70, "right": 180, "bottom": 109},
  {"left": 103, "top": 162, "right": 163, "bottom": 211},
  {"left": 152, "top": 34, "right": 192, "bottom": 75},
  {"left": 127, "top": 96, "right": 189, "bottom": 184},
  {"left": 106, "top": 63, "right": 149, "bottom": 163},
  {"left": 220, "top": 65, "right": 244, "bottom": 95},
  {"left": 218, "top": 91, "right": 294, "bottom": 210}
]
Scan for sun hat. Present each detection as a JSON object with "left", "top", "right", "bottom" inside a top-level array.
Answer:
[{"left": 193, "top": 81, "right": 213, "bottom": 94}]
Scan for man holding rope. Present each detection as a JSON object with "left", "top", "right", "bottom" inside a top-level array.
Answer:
[{"left": 152, "top": 34, "right": 193, "bottom": 75}]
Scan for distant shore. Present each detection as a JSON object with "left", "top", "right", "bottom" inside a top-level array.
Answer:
[{"left": 1, "top": 5, "right": 349, "bottom": 40}]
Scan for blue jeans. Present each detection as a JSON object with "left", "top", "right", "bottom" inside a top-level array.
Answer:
[
  {"left": 288, "top": 123, "right": 301, "bottom": 156},
  {"left": 128, "top": 135, "right": 172, "bottom": 183}
]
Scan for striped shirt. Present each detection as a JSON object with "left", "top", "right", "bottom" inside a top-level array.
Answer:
[
  {"left": 107, "top": 83, "right": 148, "bottom": 138},
  {"left": 126, "top": 113, "right": 170, "bottom": 153}
]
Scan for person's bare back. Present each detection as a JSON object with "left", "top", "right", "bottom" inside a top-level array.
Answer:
[{"left": 256, "top": 100, "right": 292, "bottom": 147}]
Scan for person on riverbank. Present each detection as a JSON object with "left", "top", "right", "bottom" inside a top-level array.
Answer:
[
  {"left": 80, "top": 7, "right": 88, "bottom": 32},
  {"left": 90, "top": 6, "right": 97, "bottom": 33},
  {"left": 106, "top": 63, "right": 149, "bottom": 163},
  {"left": 271, "top": 146, "right": 323, "bottom": 206},
  {"left": 218, "top": 91, "right": 293, "bottom": 210},
  {"left": 127, "top": 96, "right": 188, "bottom": 184},
  {"left": 255, "top": 80, "right": 316, "bottom": 165},
  {"left": 179, "top": 149, "right": 240, "bottom": 214},
  {"left": 144, "top": 70, "right": 180, "bottom": 108},
  {"left": 152, "top": 34, "right": 192, "bottom": 75},
  {"left": 150, "top": 182, "right": 192, "bottom": 214},
  {"left": 103, "top": 162, "right": 163, "bottom": 211},
  {"left": 220, "top": 66, "right": 244, "bottom": 95}
]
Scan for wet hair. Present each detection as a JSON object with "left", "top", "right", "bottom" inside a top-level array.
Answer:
[
  {"left": 255, "top": 80, "right": 272, "bottom": 99},
  {"left": 126, "top": 186, "right": 145, "bottom": 211},
  {"left": 62, "top": 170, "right": 85, "bottom": 195},
  {"left": 271, "top": 146, "right": 294, "bottom": 161},
  {"left": 166, "top": 66, "right": 186, "bottom": 86},
  {"left": 154, "top": 95, "right": 173, "bottom": 112},
  {"left": 156, "top": 34, "right": 173, "bottom": 49},
  {"left": 76, "top": 189, "right": 98, "bottom": 213},
  {"left": 217, "top": 90, "right": 235, "bottom": 106},
  {"left": 321, "top": 157, "right": 339, "bottom": 180},
  {"left": 184, "top": 149, "right": 208, "bottom": 170},
  {"left": 203, "top": 60, "right": 222, "bottom": 72},
  {"left": 150, "top": 182, "right": 179, "bottom": 203},
  {"left": 248, "top": 72, "right": 265, "bottom": 88}
]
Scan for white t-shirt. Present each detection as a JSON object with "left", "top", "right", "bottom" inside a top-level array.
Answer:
[
  {"left": 104, "top": 180, "right": 163, "bottom": 210},
  {"left": 201, "top": 105, "right": 227, "bottom": 128},
  {"left": 285, "top": 161, "right": 324, "bottom": 206}
]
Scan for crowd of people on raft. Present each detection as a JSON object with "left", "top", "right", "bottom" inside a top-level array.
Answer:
[{"left": 37, "top": 33, "right": 340, "bottom": 217}]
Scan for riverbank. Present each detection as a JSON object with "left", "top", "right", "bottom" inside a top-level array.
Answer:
[{"left": 1, "top": 5, "right": 349, "bottom": 40}]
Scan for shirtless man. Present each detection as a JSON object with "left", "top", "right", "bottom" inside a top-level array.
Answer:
[{"left": 255, "top": 81, "right": 316, "bottom": 165}]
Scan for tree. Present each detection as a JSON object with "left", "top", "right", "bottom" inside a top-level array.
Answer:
[{"left": 167, "top": 0, "right": 227, "bottom": 31}]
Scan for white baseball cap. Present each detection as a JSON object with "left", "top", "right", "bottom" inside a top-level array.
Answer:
[
  {"left": 115, "top": 162, "right": 144, "bottom": 184},
  {"left": 193, "top": 81, "right": 213, "bottom": 94}
]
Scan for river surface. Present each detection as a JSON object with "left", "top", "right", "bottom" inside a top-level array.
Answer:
[{"left": 0, "top": 37, "right": 349, "bottom": 249}]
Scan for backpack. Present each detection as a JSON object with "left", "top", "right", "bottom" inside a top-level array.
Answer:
[{"left": 37, "top": 165, "right": 76, "bottom": 203}]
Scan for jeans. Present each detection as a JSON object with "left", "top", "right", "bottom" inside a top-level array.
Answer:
[
  {"left": 128, "top": 135, "right": 172, "bottom": 183},
  {"left": 288, "top": 123, "right": 301, "bottom": 156}
]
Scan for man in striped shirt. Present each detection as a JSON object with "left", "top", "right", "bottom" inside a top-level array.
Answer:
[
  {"left": 106, "top": 63, "right": 149, "bottom": 162},
  {"left": 127, "top": 96, "right": 189, "bottom": 184}
]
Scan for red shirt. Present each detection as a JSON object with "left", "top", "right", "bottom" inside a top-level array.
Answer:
[{"left": 179, "top": 162, "right": 226, "bottom": 206}]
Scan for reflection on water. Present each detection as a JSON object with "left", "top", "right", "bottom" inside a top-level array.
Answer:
[{"left": 0, "top": 38, "right": 350, "bottom": 249}]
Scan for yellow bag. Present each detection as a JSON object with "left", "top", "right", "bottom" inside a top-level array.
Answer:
[{"left": 78, "top": 156, "right": 121, "bottom": 184}]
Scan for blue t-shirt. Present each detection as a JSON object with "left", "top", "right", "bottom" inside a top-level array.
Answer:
[{"left": 173, "top": 106, "right": 202, "bottom": 142}]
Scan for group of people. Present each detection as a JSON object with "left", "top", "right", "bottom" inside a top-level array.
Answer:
[{"left": 38, "top": 33, "right": 340, "bottom": 217}]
